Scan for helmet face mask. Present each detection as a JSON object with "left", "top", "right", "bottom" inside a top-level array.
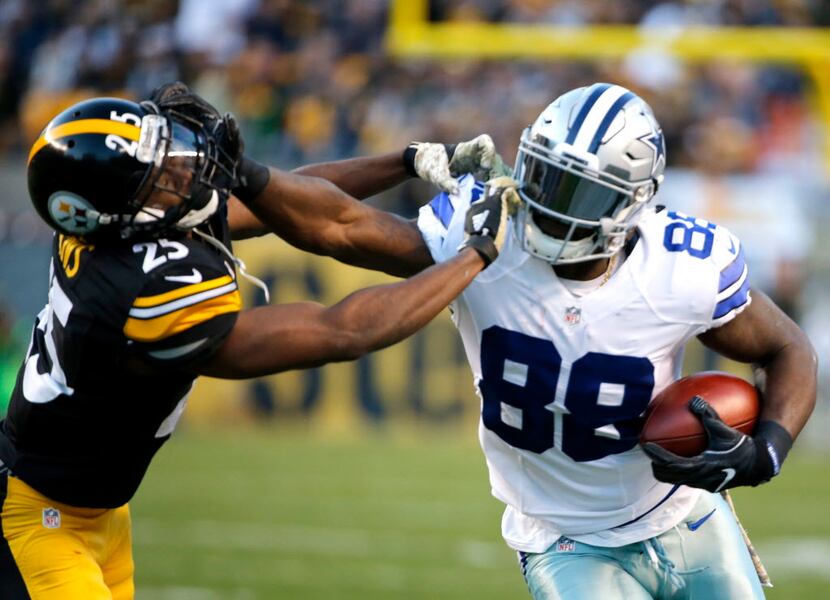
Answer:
[
  {"left": 126, "top": 111, "right": 227, "bottom": 236},
  {"left": 513, "top": 83, "right": 666, "bottom": 265},
  {"left": 28, "top": 97, "right": 236, "bottom": 241}
]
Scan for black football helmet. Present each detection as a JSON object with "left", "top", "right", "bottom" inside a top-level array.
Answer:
[{"left": 27, "top": 97, "right": 236, "bottom": 240}]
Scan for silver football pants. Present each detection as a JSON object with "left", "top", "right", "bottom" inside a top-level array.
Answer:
[{"left": 518, "top": 491, "right": 764, "bottom": 599}]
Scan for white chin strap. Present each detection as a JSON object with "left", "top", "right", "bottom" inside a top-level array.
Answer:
[
  {"left": 176, "top": 191, "right": 220, "bottom": 230},
  {"left": 132, "top": 190, "right": 220, "bottom": 230}
]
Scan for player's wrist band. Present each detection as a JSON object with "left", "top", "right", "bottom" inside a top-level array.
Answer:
[
  {"left": 755, "top": 420, "right": 793, "bottom": 477},
  {"left": 402, "top": 143, "right": 458, "bottom": 178},
  {"left": 233, "top": 155, "right": 270, "bottom": 204},
  {"left": 459, "top": 236, "right": 497, "bottom": 267},
  {"left": 402, "top": 143, "right": 419, "bottom": 177}
]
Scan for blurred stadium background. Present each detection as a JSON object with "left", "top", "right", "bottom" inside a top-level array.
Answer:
[{"left": 1, "top": 0, "right": 829, "bottom": 598}]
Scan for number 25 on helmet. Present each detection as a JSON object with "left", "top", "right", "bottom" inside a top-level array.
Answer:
[{"left": 27, "top": 97, "right": 237, "bottom": 241}]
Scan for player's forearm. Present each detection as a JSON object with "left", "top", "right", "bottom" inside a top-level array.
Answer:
[
  {"left": 321, "top": 247, "right": 483, "bottom": 358},
  {"left": 292, "top": 152, "right": 410, "bottom": 200},
  {"left": 243, "top": 167, "right": 433, "bottom": 277},
  {"left": 200, "top": 248, "right": 483, "bottom": 379},
  {"left": 756, "top": 327, "right": 817, "bottom": 440},
  {"left": 322, "top": 212, "right": 434, "bottom": 278},
  {"left": 698, "top": 291, "right": 818, "bottom": 441}
]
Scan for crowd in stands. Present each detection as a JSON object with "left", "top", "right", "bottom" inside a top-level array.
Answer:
[{"left": 0, "top": 1, "right": 824, "bottom": 199}]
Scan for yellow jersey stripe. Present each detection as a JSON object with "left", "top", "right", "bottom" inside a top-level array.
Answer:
[
  {"left": 133, "top": 275, "right": 235, "bottom": 309},
  {"left": 124, "top": 289, "right": 241, "bottom": 342},
  {"left": 129, "top": 282, "right": 238, "bottom": 319},
  {"left": 28, "top": 119, "right": 141, "bottom": 164}
]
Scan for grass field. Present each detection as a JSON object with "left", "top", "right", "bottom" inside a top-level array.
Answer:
[{"left": 132, "top": 426, "right": 830, "bottom": 599}]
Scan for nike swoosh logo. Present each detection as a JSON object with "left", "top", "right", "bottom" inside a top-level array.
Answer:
[
  {"left": 164, "top": 268, "right": 203, "bottom": 284},
  {"left": 715, "top": 468, "right": 736, "bottom": 493},
  {"left": 687, "top": 508, "right": 717, "bottom": 532}
]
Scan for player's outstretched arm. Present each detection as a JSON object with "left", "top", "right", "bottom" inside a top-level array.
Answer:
[
  {"left": 644, "top": 290, "right": 816, "bottom": 492},
  {"left": 227, "top": 168, "right": 433, "bottom": 278},
  {"left": 230, "top": 134, "right": 500, "bottom": 214},
  {"left": 225, "top": 153, "right": 410, "bottom": 240},
  {"left": 197, "top": 247, "right": 483, "bottom": 378},
  {"left": 226, "top": 136, "right": 501, "bottom": 276},
  {"left": 199, "top": 177, "right": 516, "bottom": 379}
]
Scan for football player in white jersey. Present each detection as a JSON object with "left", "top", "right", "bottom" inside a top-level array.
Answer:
[
  {"left": 169, "top": 81, "right": 814, "bottom": 599},
  {"left": 412, "top": 83, "right": 816, "bottom": 599}
]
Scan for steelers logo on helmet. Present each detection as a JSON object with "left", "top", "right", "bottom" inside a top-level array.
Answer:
[
  {"left": 48, "top": 191, "right": 100, "bottom": 234},
  {"left": 27, "top": 96, "right": 237, "bottom": 241}
]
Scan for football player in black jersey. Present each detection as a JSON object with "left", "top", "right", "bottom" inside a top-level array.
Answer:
[{"left": 0, "top": 86, "right": 517, "bottom": 599}]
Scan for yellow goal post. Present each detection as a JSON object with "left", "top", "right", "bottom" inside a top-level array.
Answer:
[{"left": 386, "top": 0, "right": 830, "bottom": 173}]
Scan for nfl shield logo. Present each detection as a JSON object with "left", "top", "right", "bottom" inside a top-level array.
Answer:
[
  {"left": 564, "top": 306, "right": 581, "bottom": 325},
  {"left": 42, "top": 507, "right": 61, "bottom": 529},
  {"left": 556, "top": 537, "right": 576, "bottom": 552}
]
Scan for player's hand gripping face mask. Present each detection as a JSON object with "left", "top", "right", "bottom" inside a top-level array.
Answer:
[
  {"left": 27, "top": 97, "right": 237, "bottom": 240},
  {"left": 458, "top": 176, "right": 520, "bottom": 267},
  {"left": 513, "top": 83, "right": 667, "bottom": 264}
]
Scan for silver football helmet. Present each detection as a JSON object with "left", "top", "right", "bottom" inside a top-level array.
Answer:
[{"left": 513, "top": 83, "right": 666, "bottom": 264}]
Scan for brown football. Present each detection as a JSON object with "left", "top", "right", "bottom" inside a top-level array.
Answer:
[{"left": 639, "top": 371, "right": 760, "bottom": 457}]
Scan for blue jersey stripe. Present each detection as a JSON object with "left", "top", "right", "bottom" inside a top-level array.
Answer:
[
  {"left": 713, "top": 278, "right": 751, "bottom": 319},
  {"left": 587, "top": 92, "right": 636, "bottom": 153},
  {"left": 564, "top": 83, "right": 612, "bottom": 145},
  {"left": 471, "top": 180, "right": 485, "bottom": 199},
  {"left": 429, "top": 192, "right": 455, "bottom": 228},
  {"left": 718, "top": 246, "right": 746, "bottom": 292},
  {"left": 518, "top": 551, "right": 530, "bottom": 580}
]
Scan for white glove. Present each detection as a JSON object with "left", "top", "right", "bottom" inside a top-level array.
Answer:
[{"left": 404, "top": 134, "right": 507, "bottom": 195}]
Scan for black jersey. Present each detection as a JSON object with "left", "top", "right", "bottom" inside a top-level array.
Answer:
[{"left": 1, "top": 214, "right": 241, "bottom": 508}]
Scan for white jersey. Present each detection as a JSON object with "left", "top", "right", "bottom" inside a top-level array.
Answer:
[{"left": 417, "top": 175, "right": 751, "bottom": 551}]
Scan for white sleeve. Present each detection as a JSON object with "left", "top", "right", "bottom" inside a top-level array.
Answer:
[
  {"left": 635, "top": 210, "right": 752, "bottom": 334},
  {"left": 707, "top": 224, "right": 751, "bottom": 329},
  {"left": 417, "top": 174, "right": 484, "bottom": 263}
]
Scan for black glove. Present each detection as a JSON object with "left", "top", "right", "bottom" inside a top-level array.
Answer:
[
  {"left": 149, "top": 81, "right": 223, "bottom": 127},
  {"left": 219, "top": 114, "right": 269, "bottom": 204},
  {"left": 642, "top": 396, "right": 793, "bottom": 493},
  {"left": 147, "top": 81, "right": 269, "bottom": 203},
  {"left": 458, "top": 176, "right": 518, "bottom": 267}
]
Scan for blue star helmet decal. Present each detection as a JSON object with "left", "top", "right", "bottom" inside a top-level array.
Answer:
[{"left": 640, "top": 129, "right": 666, "bottom": 170}]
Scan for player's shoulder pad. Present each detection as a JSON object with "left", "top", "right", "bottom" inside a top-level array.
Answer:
[
  {"left": 124, "top": 236, "right": 241, "bottom": 349},
  {"left": 417, "top": 174, "right": 484, "bottom": 263},
  {"left": 633, "top": 209, "right": 750, "bottom": 329}
]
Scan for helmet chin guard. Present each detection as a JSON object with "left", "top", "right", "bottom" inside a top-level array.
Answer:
[
  {"left": 513, "top": 83, "right": 665, "bottom": 265},
  {"left": 133, "top": 189, "right": 221, "bottom": 231}
]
